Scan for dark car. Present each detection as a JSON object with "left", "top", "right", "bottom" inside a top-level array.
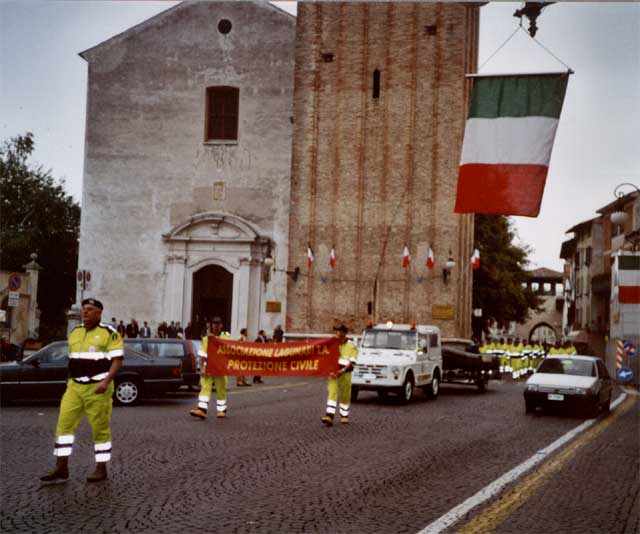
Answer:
[
  {"left": 123, "top": 338, "right": 199, "bottom": 387},
  {"left": 0, "top": 341, "right": 183, "bottom": 406}
]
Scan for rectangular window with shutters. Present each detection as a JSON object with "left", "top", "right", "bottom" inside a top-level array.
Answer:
[{"left": 205, "top": 86, "right": 239, "bottom": 142}]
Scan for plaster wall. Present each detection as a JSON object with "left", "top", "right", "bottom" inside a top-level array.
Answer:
[{"left": 77, "top": 2, "right": 295, "bottom": 337}]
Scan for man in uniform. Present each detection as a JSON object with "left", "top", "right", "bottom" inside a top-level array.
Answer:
[
  {"left": 322, "top": 324, "right": 358, "bottom": 426},
  {"left": 190, "top": 316, "right": 231, "bottom": 420},
  {"left": 40, "top": 298, "right": 123, "bottom": 483}
]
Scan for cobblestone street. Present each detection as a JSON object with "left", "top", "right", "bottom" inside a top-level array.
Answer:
[{"left": 1, "top": 378, "right": 637, "bottom": 533}]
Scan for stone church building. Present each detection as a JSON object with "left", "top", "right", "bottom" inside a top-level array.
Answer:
[{"left": 77, "top": 1, "right": 480, "bottom": 338}]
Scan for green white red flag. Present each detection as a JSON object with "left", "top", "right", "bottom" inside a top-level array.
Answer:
[{"left": 455, "top": 73, "right": 569, "bottom": 217}]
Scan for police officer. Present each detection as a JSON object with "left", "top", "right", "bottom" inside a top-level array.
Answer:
[
  {"left": 190, "top": 316, "right": 231, "bottom": 420},
  {"left": 40, "top": 298, "right": 123, "bottom": 483},
  {"left": 322, "top": 324, "right": 358, "bottom": 426}
]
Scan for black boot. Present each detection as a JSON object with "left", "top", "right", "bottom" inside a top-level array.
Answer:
[
  {"left": 40, "top": 457, "right": 69, "bottom": 482},
  {"left": 86, "top": 462, "right": 107, "bottom": 483}
]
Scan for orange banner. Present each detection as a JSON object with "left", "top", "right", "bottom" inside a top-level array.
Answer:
[{"left": 204, "top": 337, "right": 340, "bottom": 377}]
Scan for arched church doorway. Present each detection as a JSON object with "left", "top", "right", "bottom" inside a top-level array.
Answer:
[{"left": 192, "top": 265, "right": 233, "bottom": 332}]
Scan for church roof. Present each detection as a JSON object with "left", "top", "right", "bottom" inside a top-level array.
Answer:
[{"left": 78, "top": 1, "right": 295, "bottom": 61}]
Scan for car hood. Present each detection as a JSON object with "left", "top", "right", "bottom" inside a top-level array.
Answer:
[
  {"left": 0, "top": 361, "right": 21, "bottom": 370},
  {"left": 357, "top": 349, "right": 415, "bottom": 364},
  {"left": 527, "top": 373, "right": 597, "bottom": 389}
]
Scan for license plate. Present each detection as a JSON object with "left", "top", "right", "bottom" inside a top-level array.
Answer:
[
  {"left": 548, "top": 393, "right": 564, "bottom": 401},
  {"left": 363, "top": 373, "right": 376, "bottom": 382}
]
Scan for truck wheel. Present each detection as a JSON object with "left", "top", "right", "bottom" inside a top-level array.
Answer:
[
  {"left": 399, "top": 375, "right": 414, "bottom": 404},
  {"left": 425, "top": 374, "right": 439, "bottom": 400},
  {"left": 351, "top": 386, "right": 359, "bottom": 402},
  {"left": 477, "top": 375, "right": 488, "bottom": 393}
]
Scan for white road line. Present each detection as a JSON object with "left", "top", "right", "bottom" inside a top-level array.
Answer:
[{"left": 417, "top": 393, "right": 629, "bottom": 534}]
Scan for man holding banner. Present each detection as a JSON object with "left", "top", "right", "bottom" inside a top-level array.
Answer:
[
  {"left": 322, "top": 324, "right": 358, "bottom": 427},
  {"left": 190, "top": 316, "right": 231, "bottom": 420}
]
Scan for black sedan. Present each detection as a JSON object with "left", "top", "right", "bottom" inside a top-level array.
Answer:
[{"left": 0, "top": 341, "right": 183, "bottom": 406}]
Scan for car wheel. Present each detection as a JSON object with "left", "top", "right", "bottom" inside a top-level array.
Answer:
[
  {"left": 425, "top": 374, "right": 439, "bottom": 400},
  {"left": 351, "top": 386, "right": 359, "bottom": 402},
  {"left": 114, "top": 379, "right": 140, "bottom": 406},
  {"left": 398, "top": 374, "right": 414, "bottom": 405},
  {"left": 525, "top": 400, "right": 535, "bottom": 414}
]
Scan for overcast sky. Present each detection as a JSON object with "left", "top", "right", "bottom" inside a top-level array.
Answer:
[{"left": 1, "top": 1, "right": 639, "bottom": 272}]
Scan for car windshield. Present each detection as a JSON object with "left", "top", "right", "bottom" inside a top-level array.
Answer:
[
  {"left": 537, "top": 358, "right": 596, "bottom": 377},
  {"left": 361, "top": 330, "right": 416, "bottom": 350}
]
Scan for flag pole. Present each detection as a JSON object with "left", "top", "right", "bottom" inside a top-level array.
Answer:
[{"left": 465, "top": 70, "right": 573, "bottom": 79}]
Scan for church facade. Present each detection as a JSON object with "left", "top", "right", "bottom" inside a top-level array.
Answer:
[
  {"left": 77, "top": 1, "right": 296, "bottom": 336},
  {"left": 77, "top": 1, "right": 479, "bottom": 338}
]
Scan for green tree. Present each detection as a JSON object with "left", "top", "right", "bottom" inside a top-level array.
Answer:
[
  {"left": 473, "top": 214, "right": 542, "bottom": 336},
  {"left": 1, "top": 132, "right": 80, "bottom": 339}
]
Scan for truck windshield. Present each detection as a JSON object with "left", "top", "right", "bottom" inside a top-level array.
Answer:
[{"left": 361, "top": 330, "right": 417, "bottom": 350}]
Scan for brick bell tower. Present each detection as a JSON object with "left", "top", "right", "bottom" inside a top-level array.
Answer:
[{"left": 287, "top": 2, "right": 480, "bottom": 337}]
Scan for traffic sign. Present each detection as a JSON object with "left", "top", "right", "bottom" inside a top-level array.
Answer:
[
  {"left": 8, "top": 296, "right": 19, "bottom": 307},
  {"left": 616, "top": 367, "right": 633, "bottom": 382},
  {"left": 8, "top": 273, "right": 21, "bottom": 291},
  {"left": 77, "top": 270, "right": 92, "bottom": 291}
]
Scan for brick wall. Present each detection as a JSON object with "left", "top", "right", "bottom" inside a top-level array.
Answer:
[{"left": 287, "top": 2, "right": 479, "bottom": 336}]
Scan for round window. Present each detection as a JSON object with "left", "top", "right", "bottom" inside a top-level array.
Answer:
[{"left": 218, "top": 19, "right": 232, "bottom": 35}]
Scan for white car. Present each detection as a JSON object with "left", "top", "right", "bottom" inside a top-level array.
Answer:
[
  {"left": 351, "top": 323, "right": 442, "bottom": 403},
  {"left": 524, "top": 355, "right": 613, "bottom": 417}
]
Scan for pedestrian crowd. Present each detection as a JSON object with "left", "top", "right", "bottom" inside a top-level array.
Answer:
[{"left": 108, "top": 317, "right": 209, "bottom": 340}]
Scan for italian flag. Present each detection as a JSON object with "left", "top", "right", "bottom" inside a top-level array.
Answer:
[
  {"left": 402, "top": 245, "right": 411, "bottom": 268},
  {"left": 455, "top": 73, "right": 569, "bottom": 217},
  {"left": 426, "top": 247, "right": 435, "bottom": 269},
  {"left": 618, "top": 254, "right": 640, "bottom": 304},
  {"left": 307, "top": 244, "right": 314, "bottom": 269},
  {"left": 470, "top": 248, "right": 480, "bottom": 270}
]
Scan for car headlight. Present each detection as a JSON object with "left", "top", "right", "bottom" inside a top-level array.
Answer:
[
  {"left": 391, "top": 366, "right": 400, "bottom": 378},
  {"left": 526, "top": 384, "right": 538, "bottom": 392},
  {"left": 575, "top": 387, "right": 588, "bottom": 395}
]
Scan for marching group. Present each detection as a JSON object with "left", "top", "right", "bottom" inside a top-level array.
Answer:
[{"left": 478, "top": 338, "right": 578, "bottom": 379}]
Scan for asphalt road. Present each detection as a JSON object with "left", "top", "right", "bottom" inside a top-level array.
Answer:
[{"left": 1, "top": 377, "right": 637, "bottom": 534}]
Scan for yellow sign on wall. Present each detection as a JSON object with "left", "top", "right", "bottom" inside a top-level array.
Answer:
[
  {"left": 266, "top": 301, "right": 282, "bottom": 313},
  {"left": 432, "top": 304, "right": 455, "bottom": 320}
]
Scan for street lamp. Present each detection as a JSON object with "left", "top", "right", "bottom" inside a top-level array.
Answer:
[
  {"left": 442, "top": 251, "right": 456, "bottom": 284},
  {"left": 610, "top": 183, "right": 639, "bottom": 228}
]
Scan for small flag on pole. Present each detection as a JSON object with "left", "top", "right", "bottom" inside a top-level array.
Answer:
[
  {"left": 426, "top": 247, "right": 435, "bottom": 269},
  {"left": 402, "top": 245, "right": 411, "bottom": 268},
  {"left": 307, "top": 244, "right": 314, "bottom": 269},
  {"left": 455, "top": 73, "right": 569, "bottom": 217},
  {"left": 329, "top": 247, "right": 336, "bottom": 269},
  {"left": 471, "top": 248, "right": 480, "bottom": 270}
]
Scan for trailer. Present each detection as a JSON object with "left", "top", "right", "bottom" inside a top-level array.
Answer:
[{"left": 441, "top": 339, "right": 500, "bottom": 393}]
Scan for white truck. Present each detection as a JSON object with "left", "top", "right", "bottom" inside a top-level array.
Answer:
[{"left": 351, "top": 322, "right": 442, "bottom": 403}]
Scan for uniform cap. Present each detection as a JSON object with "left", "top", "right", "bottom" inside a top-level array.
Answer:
[
  {"left": 81, "top": 298, "right": 103, "bottom": 310},
  {"left": 211, "top": 316, "right": 223, "bottom": 323},
  {"left": 333, "top": 324, "right": 349, "bottom": 333}
]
